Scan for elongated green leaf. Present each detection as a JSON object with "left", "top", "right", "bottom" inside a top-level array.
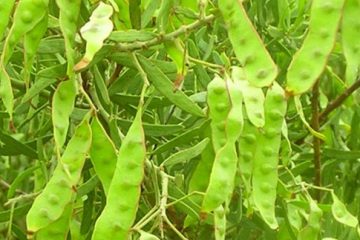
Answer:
[
  {"left": 137, "top": 54, "right": 205, "bottom": 117},
  {"left": 161, "top": 138, "right": 210, "bottom": 167}
]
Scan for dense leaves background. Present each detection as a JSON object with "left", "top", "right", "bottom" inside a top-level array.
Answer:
[{"left": 0, "top": 0, "right": 360, "bottom": 239}]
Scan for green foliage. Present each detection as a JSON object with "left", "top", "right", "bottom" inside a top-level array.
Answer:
[{"left": 0, "top": 1, "right": 360, "bottom": 239}]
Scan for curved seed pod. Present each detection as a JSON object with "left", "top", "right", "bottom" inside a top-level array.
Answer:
[
  {"left": 92, "top": 108, "right": 146, "bottom": 240},
  {"left": 331, "top": 191, "right": 358, "bottom": 228},
  {"left": 202, "top": 76, "right": 244, "bottom": 212},
  {"left": 185, "top": 125, "right": 215, "bottom": 226},
  {"left": 298, "top": 198, "right": 323, "bottom": 240},
  {"left": 23, "top": 14, "right": 49, "bottom": 87},
  {"left": 207, "top": 74, "right": 231, "bottom": 151},
  {"left": 26, "top": 118, "right": 92, "bottom": 233},
  {"left": 52, "top": 79, "right": 77, "bottom": 150},
  {"left": 214, "top": 205, "right": 226, "bottom": 240},
  {"left": 0, "top": 0, "right": 15, "bottom": 40},
  {"left": 286, "top": 0, "right": 345, "bottom": 95},
  {"left": 252, "top": 82, "right": 287, "bottom": 229},
  {"left": 74, "top": 2, "right": 114, "bottom": 71},
  {"left": 90, "top": 116, "right": 117, "bottom": 195},
  {"left": 218, "top": 0, "right": 278, "bottom": 87},
  {"left": 55, "top": 0, "right": 81, "bottom": 76},
  {"left": 233, "top": 67, "right": 265, "bottom": 128},
  {"left": 34, "top": 204, "right": 72, "bottom": 240},
  {"left": 342, "top": 0, "right": 360, "bottom": 84}
]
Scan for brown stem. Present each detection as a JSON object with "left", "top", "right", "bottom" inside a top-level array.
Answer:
[
  {"left": 311, "top": 80, "right": 321, "bottom": 201},
  {"left": 115, "top": 14, "right": 215, "bottom": 52},
  {"left": 319, "top": 78, "right": 360, "bottom": 123}
]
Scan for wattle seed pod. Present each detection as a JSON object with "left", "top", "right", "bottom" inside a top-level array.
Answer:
[
  {"left": 26, "top": 117, "right": 92, "bottom": 234},
  {"left": 286, "top": 0, "right": 345, "bottom": 95},
  {"left": 252, "top": 82, "right": 287, "bottom": 229},
  {"left": 218, "top": 0, "right": 278, "bottom": 87},
  {"left": 92, "top": 108, "right": 146, "bottom": 240}
]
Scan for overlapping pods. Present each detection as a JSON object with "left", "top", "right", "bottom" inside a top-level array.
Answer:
[
  {"left": 218, "top": 0, "right": 278, "bottom": 87},
  {"left": 26, "top": 117, "right": 92, "bottom": 236},
  {"left": 201, "top": 74, "right": 244, "bottom": 213},
  {"left": 252, "top": 82, "right": 287, "bottom": 229},
  {"left": 92, "top": 108, "right": 146, "bottom": 240},
  {"left": 286, "top": 0, "right": 345, "bottom": 95}
]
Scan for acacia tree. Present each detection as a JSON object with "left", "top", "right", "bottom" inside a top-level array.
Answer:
[{"left": 0, "top": 0, "right": 360, "bottom": 239}]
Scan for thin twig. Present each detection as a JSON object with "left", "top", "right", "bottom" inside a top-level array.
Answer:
[
  {"left": 115, "top": 15, "right": 215, "bottom": 52},
  {"left": 311, "top": 80, "right": 321, "bottom": 201},
  {"left": 319, "top": 78, "right": 360, "bottom": 123}
]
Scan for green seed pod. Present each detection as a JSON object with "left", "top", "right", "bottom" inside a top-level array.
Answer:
[
  {"left": 55, "top": 0, "right": 81, "bottom": 76},
  {"left": 207, "top": 75, "right": 231, "bottom": 151},
  {"left": 298, "top": 198, "right": 323, "bottom": 240},
  {"left": 35, "top": 204, "right": 72, "bottom": 240},
  {"left": 331, "top": 191, "right": 358, "bottom": 228},
  {"left": 92, "top": 108, "right": 146, "bottom": 240},
  {"left": 75, "top": 2, "right": 114, "bottom": 71},
  {"left": 26, "top": 117, "right": 91, "bottom": 233},
  {"left": 218, "top": 0, "right": 278, "bottom": 87},
  {"left": 23, "top": 14, "right": 48, "bottom": 87},
  {"left": 286, "top": 0, "right": 345, "bottom": 95},
  {"left": 0, "top": 0, "right": 15, "bottom": 41},
  {"left": 252, "top": 82, "right": 287, "bottom": 229},
  {"left": 90, "top": 116, "right": 117, "bottom": 195},
  {"left": 214, "top": 205, "right": 226, "bottom": 240},
  {"left": 52, "top": 79, "right": 77, "bottom": 150},
  {"left": 233, "top": 67, "right": 265, "bottom": 128},
  {"left": 237, "top": 120, "right": 259, "bottom": 198},
  {"left": 202, "top": 75, "right": 244, "bottom": 212},
  {"left": 342, "top": 0, "right": 360, "bottom": 84}
]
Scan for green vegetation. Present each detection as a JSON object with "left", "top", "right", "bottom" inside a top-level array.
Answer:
[{"left": 1, "top": 0, "right": 360, "bottom": 239}]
